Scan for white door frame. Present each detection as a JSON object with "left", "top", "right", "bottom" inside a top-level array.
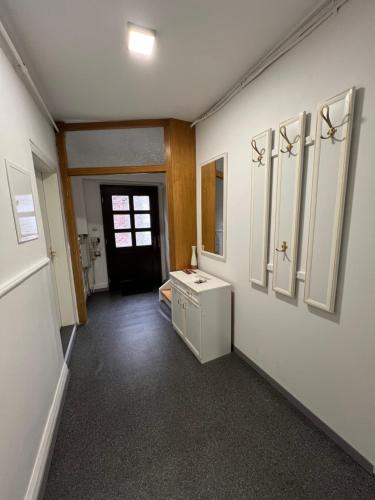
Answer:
[
  {"left": 30, "top": 140, "right": 78, "bottom": 326},
  {"left": 35, "top": 167, "right": 62, "bottom": 325}
]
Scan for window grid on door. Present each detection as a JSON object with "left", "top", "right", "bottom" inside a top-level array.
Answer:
[{"left": 111, "top": 194, "right": 152, "bottom": 248}]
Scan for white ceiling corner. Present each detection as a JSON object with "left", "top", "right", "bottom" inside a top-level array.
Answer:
[{"left": 0, "top": 0, "right": 321, "bottom": 122}]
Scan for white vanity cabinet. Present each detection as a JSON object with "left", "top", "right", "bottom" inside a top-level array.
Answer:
[{"left": 170, "top": 270, "right": 231, "bottom": 363}]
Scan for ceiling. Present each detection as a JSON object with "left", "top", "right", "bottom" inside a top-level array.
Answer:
[{"left": 0, "top": 0, "right": 320, "bottom": 122}]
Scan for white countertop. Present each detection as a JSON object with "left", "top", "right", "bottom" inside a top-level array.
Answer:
[{"left": 170, "top": 269, "right": 231, "bottom": 293}]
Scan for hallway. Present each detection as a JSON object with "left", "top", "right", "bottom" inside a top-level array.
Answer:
[{"left": 45, "top": 292, "right": 375, "bottom": 499}]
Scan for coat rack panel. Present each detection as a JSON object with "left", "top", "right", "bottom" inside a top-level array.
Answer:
[
  {"left": 273, "top": 112, "right": 306, "bottom": 297},
  {"left": 304, "top": 88, "right": 355, "bottom": 312},
  {"left": 249, "top": 129, "right": 272, "bottom": 287}
]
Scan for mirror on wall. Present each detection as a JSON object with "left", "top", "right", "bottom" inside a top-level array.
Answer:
[{"left": 200, "top": 153, "right": 227, "bottom": 259}]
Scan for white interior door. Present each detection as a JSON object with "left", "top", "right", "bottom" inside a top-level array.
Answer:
[{"left": 35, "top": 170, "right": 62, "bottom": 326}]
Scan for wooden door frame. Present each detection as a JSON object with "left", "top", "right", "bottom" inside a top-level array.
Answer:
[
  {"left": 56, "top": 118, "right": 192, "bottom": 324},
  {"left": 201, "top": 161, "right": 216, "bottom": 253}
]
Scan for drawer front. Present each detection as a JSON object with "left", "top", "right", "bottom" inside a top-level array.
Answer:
[{"left": 170, "top": 277, "right": 199, "bottom": 304}]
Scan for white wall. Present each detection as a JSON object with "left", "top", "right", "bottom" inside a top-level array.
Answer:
[
  {"left": 196, "top": 0, "right": 375, "bottom": 467},
  {"left": 71, "top": 176, "right": 88, "bottom": 235},
  {"left": 0, "top": 44, "right": 66, "bottom": 499},
  {"left": 82, "top": 179, "right": 109, "bottom": 290}
]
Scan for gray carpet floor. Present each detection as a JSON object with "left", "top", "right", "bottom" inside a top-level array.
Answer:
[{"left": 45, "top": 291, "right": 375, "bottom": 499}]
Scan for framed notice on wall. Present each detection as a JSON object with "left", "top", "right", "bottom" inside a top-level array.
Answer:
[{"left": 5, "top": 160, "right": 39, "bottom": 243}]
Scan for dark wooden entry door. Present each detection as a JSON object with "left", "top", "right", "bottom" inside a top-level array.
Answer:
[{"left": 101, "top": 185, "right": 162, "bottom": 293}]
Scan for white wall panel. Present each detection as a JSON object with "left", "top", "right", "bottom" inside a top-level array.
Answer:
[
  {"left": 249, "top": 129, "right": 271, "bottom": 287},
  {"left": 273, "top": 113, "right": 306, "bottom": 297},
  {"left": 305, "top": 88, "right": 355, "bottom": 312}
]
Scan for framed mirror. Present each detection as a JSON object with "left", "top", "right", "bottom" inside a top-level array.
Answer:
[{"left": 200, "top": 153, "right": 227, "bottom": 260}]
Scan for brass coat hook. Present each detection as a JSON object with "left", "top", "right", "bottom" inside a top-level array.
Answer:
[
  {"left": 320, "top": 105, "right": 337, "bottom": 140},
  {"left": 276, "top": 240, "right": 289, "bottom": 261},
  {"left": 280, "top": 126, "right": 299, "bottom": 156},
  {"left": 276, "top": 241, "right": 288, "bottom": 253},
  {"left": 251, "top": 139, "right": 265, "bottom": 166}
]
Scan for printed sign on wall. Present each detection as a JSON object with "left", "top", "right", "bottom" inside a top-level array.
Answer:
[{"left": 5, "top": 160, "right": 39, "bottom": 243}]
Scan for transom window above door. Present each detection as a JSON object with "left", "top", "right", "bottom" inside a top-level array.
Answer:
[{"left": 110, "top": 194, "right": 152, "bottom": 248}]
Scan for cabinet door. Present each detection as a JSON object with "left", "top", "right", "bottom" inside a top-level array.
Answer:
[
  {"left": 185, "top": 301, "right": 201, "bottom": 357},
  {"left": 171, "top": 287, "right": 185, "bottom": 336}
]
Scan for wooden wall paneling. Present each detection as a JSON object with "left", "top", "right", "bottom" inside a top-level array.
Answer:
[
  {"left": 201, "top": 161, "right": 216, "bottom": 253},
  {"left": 273, "top": 112, "right": 306, "bottom": 297},
  {"left": 164, "top": 121, "right": 176, "bottom": 271},
  {"left": 249, "top": 129, "right": 272, "bottom": 287},
  {"left": 56, "top": 131, "right": 87, "bottom": 323},
  {"left": 304, "top": 88, "right": 355, "bottom": 312},
  {"left": 57, "top": 118, "right": 196, "bottom": 321},
  {"left": 67, "top": 165, "right": 166, "bottom": 176},
  {"left": 59, "top": 119, "right": 169, "bottom": 131},
  {"left": 166, "top": 119, "right": 197, "bottom": 270}
]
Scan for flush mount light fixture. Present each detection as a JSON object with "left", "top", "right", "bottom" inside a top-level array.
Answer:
[{"left": 128, "top": 23, "right": 156, "bottom": 56}]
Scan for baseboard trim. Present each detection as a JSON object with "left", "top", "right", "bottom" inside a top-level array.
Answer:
[
  {"left": 93, "top": 282, "right": 108, "bottom": 291},
  {"left": 64, "top": 324, "right": 77, "bottom": 365},
  {"left": 234, "top": 347, "right": 374, "bottom": 475},
  {"left": 24, "top": 363, "right": 70, "bottom": 500}
]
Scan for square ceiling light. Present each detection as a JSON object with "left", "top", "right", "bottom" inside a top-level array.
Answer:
[{"left": 128, "top": 23, "right": 156, "bottom": 56}]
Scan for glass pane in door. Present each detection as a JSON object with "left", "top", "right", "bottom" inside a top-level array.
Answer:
[
  {"left": 113, "top": 214, "right": 131, "bottom": 229},
  {"left": 133, "top": 195, "right": 150, "bottom": 211},
  {"left": 134, "top": 214, "right": 151, "bottom": 228},
  {"left": 115, "top": 232, "right": 132, "bottom": 247},
  {"left": 112, "top": 195, "right": 130, "bottom": 211},
  {"left": 135, "top": 231, "right": 152, "bottom": 246}
]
